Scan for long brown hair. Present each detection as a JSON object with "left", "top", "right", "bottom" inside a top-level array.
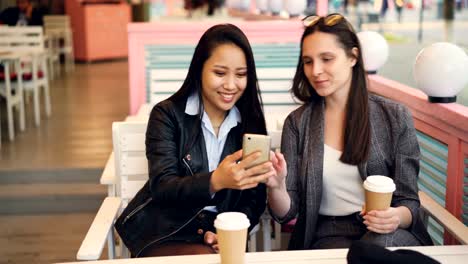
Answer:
[{"left": 291, "top": 15, "right": 370, "bottom": 165}]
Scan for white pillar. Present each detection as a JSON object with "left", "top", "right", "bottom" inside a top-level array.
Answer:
[
  {"left": 284, "top": 0, "right": 306, "bottom": 17},
  {"left": 269, "top": 0, "right": 283, "bottom": 15},
  {"left": 256, "top": 0, "right": 269, "bottom": 13}
]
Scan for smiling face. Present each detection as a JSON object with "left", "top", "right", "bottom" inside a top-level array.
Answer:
[
  {"left": 201, "top": 43, "right": 247, "bottom": 120},
  {"left": 302, "top": 31, "right": 357, "bottom": 100}
]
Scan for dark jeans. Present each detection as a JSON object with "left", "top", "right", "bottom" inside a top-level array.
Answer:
[{"left": 312, "top": 212, "right": 421, "bottom": 249}]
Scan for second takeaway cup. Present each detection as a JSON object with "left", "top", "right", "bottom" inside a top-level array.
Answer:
[
  {"left": 214, "top": 212, "right": 250, "bottom": 264},
  {"left": 363, "top": 175, "right": 396, "bottom": 212}
]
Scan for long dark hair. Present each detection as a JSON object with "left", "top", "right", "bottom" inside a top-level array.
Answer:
[
  {"left": 291, "top": 15, "right": 370, "bottom": 165},
  {"left": 170, "top": 23, "right": 267, "bottom": 137}
]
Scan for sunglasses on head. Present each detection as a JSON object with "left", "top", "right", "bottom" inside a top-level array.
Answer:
[{"left": 302, "top": 13, "right": 344, "bottom": 28}]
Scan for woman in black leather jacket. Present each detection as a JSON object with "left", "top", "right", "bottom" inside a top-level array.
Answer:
[{"left": 115, "top": 24, "right": 274, "bottom": 257}]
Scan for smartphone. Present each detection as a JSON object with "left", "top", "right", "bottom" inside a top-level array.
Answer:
[{"left": 242, "top": 134, "right": 271, "bottom": 169}]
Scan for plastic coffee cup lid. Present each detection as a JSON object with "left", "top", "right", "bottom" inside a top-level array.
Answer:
[
  {"left": 363, "top": 175, "right": 396, "bottom": 193},
  {"left": 214, "top": 212, "right": 250, "bottom": 231}
]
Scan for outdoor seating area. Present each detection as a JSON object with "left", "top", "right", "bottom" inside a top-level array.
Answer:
[
  {"left": 0, "top": 26, "right": 50, "bottom": 140},
  {"left": 0, "top": 15, "right": 76, "bottom": 147},
  {"left": 0, "top": 1, "right": 467, "bottom": 264},
  {"left": 77, "top": 105, "right": 468, "bottom": 261},
  {"left": 80, "top": 19, "right": 467, "bottom": 259}
]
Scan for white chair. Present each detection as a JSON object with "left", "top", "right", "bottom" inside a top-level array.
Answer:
[
  {"left": 77, "top": 120, "right": 262, "bottom": 260},
  {"left": 44, "top": 32, "right": 61, "bottom": 80},
  {"left": 43, "top": 15, "right": 75, "bottom": 72},
  {"left": 24, "top": 51, "right": 51, "bottom": 127},
  {"left": 0, "top": 26, "right": 52, "bottom": 127},
  {"left": 78, "top": 121, "right": 147, "bottom": 260},
  {"left": 100, "top": 115, "right": 149, "bottom": 199},
  {"left": 0, "top": 56, "right": 25, "bottom": 142}
]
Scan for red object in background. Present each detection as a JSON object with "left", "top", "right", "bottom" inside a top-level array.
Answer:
[
  {"left": 406, "top": 2, "right": 414, "bottom": 9},
  {"left": 65, "top": 0, "right": 131, "bottom": 62},
  {"left": 0, "top": 71, "right": 45, "bottom": 81},
  {"left": 78, "top": 0, "right": 122, "bottom": 3}
]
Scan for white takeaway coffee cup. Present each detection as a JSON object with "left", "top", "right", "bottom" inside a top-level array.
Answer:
[
  {"left": 214, "top": 212, "right": 250, "bottom": 264},
  {"left": 363, "top": 175, "right": 396, "bottom": 212}
]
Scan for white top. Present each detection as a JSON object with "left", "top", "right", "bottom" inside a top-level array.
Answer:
[
  {"left": 319, "top": 144, "right": 365, "bottom": 216},
  {"left": 185, "top": 93, "right": 241, "bottom": 212}
]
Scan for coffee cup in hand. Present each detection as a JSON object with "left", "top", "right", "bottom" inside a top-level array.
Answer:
[
  {"left": 214, "top": 212, "right": 250, "bottom": 264},
  {"left": 363, "top": 176, "right": 396, "bottom": 212}
]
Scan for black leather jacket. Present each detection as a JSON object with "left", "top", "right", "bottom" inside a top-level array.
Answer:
[{"left": 115, "top": 97, "right": 267, "bottom": 257}]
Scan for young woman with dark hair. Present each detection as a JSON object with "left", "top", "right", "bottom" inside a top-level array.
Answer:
[
  {"left": 267, "top": 14, "right": 432, "bottom": 250},
  {"left": 115, "top": 24, "right": 274, "bottom": 257}
]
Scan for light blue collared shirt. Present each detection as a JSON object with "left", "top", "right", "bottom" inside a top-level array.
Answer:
[{"left": 185, "top": 93, "right": 241, "bottom": 212}]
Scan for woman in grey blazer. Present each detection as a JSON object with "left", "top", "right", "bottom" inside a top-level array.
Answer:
[{"left": 267, "top": 14, "right": 433, "bottom": 250}]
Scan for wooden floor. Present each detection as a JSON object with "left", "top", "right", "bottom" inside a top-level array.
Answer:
[
  {"left": 0, "top": 60, "right": 129, "bottom": 264},
  {"left": 0, "top": 60, "right": 129, "bottom": 169}
]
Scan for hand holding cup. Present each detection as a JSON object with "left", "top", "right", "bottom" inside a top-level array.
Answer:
[{"left": 362, "top": 176, "right": 400, "bottom": 234}]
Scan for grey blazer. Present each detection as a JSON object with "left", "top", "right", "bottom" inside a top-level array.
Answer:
[{"left": 270, "top": 94, "right": 433, "bottom": 249}]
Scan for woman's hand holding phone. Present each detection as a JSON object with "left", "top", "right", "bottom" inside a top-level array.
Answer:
[{"left": 210, "top": 149, "right": 275, "bottom": 193}]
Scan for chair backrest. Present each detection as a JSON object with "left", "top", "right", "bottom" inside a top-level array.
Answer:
[
  {"left": 150, "top": 67, "right": 298, "bottom": 115},
  {"left": 112, "top": 121, "right": 148, "bottom": 207},
  {"left": 148, "top": 43, "right": 301, "bottom": 117},
  {"left": 0, "top": 26, "right": 44, "bottom": 53},
  {"left": 43, "top": 15, "right": 71, "bottom": 32},
  {"left": 43, "top": 15, "right": 73, "bottom": 49}
]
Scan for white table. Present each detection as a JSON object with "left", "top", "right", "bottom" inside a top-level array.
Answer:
[{"left": 59, "top": 245, "right": 468, "bottom": 264}]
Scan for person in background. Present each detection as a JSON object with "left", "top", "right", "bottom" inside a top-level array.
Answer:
[
  {"left": 379, "top": 0, "right": 389, "bottom": 19},
  {"left": 207, "top": 0, "right": 224, "bottom": 16},
  {"left": 395, "top": 0, "right": 404, "bottom": 23},
  {"left": 0, "top": 0, "right": 47, "bottom": 26},
  {"left": 266, "top": 14, "right": 433, "bottom": 250},
  {"left": 184, "top": 0, "right": 206, "bottom": 17},
  {"left": 184, "top": 0, "right": 224, "bottom": 17},
  {"left": 114, "top": 23, "right": 274, "bottom": 257}
]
